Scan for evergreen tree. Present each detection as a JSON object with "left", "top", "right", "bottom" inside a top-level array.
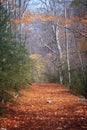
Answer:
[{"left": 0, "top": 2, "right": 30, "bottom": 113}]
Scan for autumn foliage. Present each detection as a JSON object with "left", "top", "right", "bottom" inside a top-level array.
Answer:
[
  {"left": 0, "top": 84, "right": 87, "bottom": 129},
  {"left": 14, "top": 12, "right": 87, "bottom": 25}
]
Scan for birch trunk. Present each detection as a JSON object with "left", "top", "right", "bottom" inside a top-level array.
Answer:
[
  {"left": 64, "top": 0, "right": 71, "bottom": 86},
  {"left": 55, "top": 23, "right": 63, "bottom": 84}
]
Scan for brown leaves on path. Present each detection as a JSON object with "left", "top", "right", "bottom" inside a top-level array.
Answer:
[{"left": 0, "top": 83, "right": 87, "bottom": 130}]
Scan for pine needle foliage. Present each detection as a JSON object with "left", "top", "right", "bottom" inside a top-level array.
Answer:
[{"left": 0, "top": 2, "right": 31, "bottom": 114}]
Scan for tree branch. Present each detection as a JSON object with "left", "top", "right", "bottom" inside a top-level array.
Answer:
[
  {"left": 56, "top": 22, "right": 87, "bottom": 38},
  {"left": 44, "top": 44, "right": 58, "bottom": 56}
]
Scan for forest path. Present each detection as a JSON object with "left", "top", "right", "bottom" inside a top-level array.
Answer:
[{"left": 0, "top": 83, "right": 87, "bottom": 130}]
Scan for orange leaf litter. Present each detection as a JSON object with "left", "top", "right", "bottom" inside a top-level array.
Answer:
[{"left": 0, "top": 83, "right": 87, "bottom": 130}]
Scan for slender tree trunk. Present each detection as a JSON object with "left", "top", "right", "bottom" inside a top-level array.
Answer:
[
  {"left": 64, "top": 0, "right": 71, "bottom": 86},
  {"left": 19, "top": 0, "right": 22, "bottom": 43},
  {"left": 55, "top": 23, "right": 63, "bottom": 84},
  {"left": 14, "top": 0, "right": 17, "bottom": 42}
]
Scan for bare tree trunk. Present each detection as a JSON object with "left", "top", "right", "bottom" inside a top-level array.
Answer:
[
  {"left": 19, "top": 0, "right": 22, "bottom": 43},
  {"left": 55, "top": 23, "right": 63, "bottom": 84},
  {"left": 49, "top": 0, "right": 63, "bottom": 84},
  {"left": 64, "top": 0, "right": 71, "bottom": 86}
]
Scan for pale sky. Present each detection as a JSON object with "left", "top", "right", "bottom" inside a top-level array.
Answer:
[
  {"left": 27, "top": 0, "right": 50, "bottom": 12},
  {"left": 28, "top": 0, "right": 42, "bottom": 11}
]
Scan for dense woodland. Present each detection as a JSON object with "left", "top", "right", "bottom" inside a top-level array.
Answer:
[{"left": 0, "top": 0, "right": 87, "bottom": 115}]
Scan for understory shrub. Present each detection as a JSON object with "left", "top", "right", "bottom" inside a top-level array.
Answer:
[
  {"left": 70, "top": 70, "right": 86, "bottom": 95},
  {"left": 46, "top": 70, "right": 60, "bottom": 83}
]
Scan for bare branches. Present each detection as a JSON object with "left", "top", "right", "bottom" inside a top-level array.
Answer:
[
  {"left": 44, "top": 44, "right": 58, "bottom": 55},
  {"left": 64, "top": 26, "right": 87, "bottom": 38},
  {"left": 56, "top": 22, "right": 87, "bottom": 38},
  {"left": 22, "top": 0, "right": 31, "bottom": 16}
]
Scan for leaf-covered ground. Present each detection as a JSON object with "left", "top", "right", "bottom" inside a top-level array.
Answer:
[{"left": 0, "top": 83, "right": 87, "bottom": 130}]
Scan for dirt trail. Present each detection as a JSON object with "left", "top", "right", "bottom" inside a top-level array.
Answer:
[{"left": 0, "top": 83, "right": 87, "bottom": 130}]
